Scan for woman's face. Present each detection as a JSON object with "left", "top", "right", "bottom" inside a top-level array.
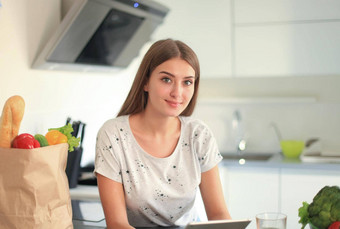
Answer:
[{"left": 144, "top": 57, "right": 196, "bottom": 117}]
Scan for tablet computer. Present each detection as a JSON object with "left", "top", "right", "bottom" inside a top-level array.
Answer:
[{"left": 185, "top": 219, "right": 251, "bottom": 229}]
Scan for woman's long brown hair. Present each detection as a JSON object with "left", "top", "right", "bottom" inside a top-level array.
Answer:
[{"left": 117, "top": 39, "right": 200, "bottom": 117}]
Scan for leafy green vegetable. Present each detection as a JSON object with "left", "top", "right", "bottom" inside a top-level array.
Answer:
[
  {"left": 298, "top": 186, "right": 340, "bottom": 229},
  {"left": 48, "top": 123, "right": 80, "bottom": 152},
  {"left": 299, "top": 201, "right": 310, "bottom": 229}
]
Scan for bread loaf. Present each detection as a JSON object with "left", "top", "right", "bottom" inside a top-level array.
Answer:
[{"left": 0, "top": 95, "right": 25, "bottom": 148}]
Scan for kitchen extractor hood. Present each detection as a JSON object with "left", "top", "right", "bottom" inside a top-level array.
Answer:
[{"left": 32, "top": 0, "right": 169, "bottom": 72}]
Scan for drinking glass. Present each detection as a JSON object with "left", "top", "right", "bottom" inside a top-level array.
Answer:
[{"left": 256, "top": 212, "right": 287, "bottom": 229}]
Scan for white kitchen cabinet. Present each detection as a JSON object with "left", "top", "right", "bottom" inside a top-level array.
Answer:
[
  {"left": 234, "top": 0, "right": 340, "bottom": 24},
  {"left": 151, "top": 0, "right": 340, "bottom": 78},
  {"left": 220, "top": 166, "right": 280, "bottom": 229},
  {"left": 280, "top": 168, "right": 340, "bottom": 229},
  {"left": 233, "top": 0, "right": 340, "bottom": 77},
  {"left": 234, "top": 22, "right": 340, "bottom": 77},
  {"left": 221, "top": 162, "right": 340, "bottom": 229},
  {"left": 153, "top": 0, "right": 233, "bottom": 78}
]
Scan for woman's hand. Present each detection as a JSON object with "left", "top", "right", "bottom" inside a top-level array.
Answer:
[
  {"left": 97, "top": 173, "right": 135, "bottom": 229},
  {"left": 199, "top": 165, "right": 232, "bottom": 220}
]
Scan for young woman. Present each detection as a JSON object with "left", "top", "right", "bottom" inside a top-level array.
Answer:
[{"left": 94, "top": 39, "right": 231, "bottom": 228}]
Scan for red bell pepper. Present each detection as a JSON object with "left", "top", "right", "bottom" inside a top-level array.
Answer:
[
  {"left": 12, "top": 133, "right": 40, "bottom": 149},
  {"left": 329, "top": 222, "right": 340, "bottom": 229}
]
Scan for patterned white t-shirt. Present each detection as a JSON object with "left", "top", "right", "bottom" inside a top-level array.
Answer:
[{"left": 94, "top": 115, "right": 222, "bottom": 227}]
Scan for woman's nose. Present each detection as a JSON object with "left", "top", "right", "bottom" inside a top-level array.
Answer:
[{"left": 170, "top": 83, "right": 182, "bottom": 98}]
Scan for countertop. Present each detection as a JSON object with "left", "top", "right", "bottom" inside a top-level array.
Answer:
[{"left": 221, "top": 153, "right": 340, "bottom": 170}]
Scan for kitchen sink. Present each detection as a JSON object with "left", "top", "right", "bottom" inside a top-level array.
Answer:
[{"left": 222, "top": 153, "right": 274, "bottom": 161}]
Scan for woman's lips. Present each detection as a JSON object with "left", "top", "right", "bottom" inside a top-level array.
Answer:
[{"left": 166, "top": 100, "right": 182, "bottom": 108}]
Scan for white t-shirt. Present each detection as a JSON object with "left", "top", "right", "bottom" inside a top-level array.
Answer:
[{"left": 94, "top": 115, "right": 222, "bottom": 227}]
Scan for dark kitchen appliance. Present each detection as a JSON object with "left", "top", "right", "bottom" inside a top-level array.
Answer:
[{"left": 66, "top": 117, "right": 86, "bottom": 188}]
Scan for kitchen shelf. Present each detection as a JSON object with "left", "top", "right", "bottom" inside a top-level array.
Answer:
[
  {"left": 197, "top": 96, "right": 317, "bottom": 105},
  {"left": 70, "top": 185, "right": 100, "bottom": 200}
]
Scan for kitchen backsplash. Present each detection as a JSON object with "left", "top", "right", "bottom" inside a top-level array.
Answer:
[{"left": 193, "top": 99, "right": 340, "bottom": 156}]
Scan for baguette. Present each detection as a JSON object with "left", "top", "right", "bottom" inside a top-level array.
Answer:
[{"left": 0, "top": 95, "right": 25, "bottom": 148}]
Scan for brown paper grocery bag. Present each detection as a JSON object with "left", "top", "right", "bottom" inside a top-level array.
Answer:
[{"left": 0, "top": 143, "right": 73, "bottom": 229}]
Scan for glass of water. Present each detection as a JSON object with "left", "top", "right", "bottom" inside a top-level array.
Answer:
[{"left": 256, "top": 212, "right": 287, "bottom": 229}]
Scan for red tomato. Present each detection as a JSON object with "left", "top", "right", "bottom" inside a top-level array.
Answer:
[{"left": 329, "top": 222, "right": 340, "bottom": 229}]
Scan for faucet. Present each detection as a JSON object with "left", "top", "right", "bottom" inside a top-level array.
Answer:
[
  {"left": 269, "top": 122, "right": 282, "bottom": 142},
  {"left": 232, "top": 110, "right": 247, "bottom": 155}
]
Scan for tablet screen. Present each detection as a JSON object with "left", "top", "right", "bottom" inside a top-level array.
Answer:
[{"left": 185, "top": 219, "right": 251, "bottom": 229}]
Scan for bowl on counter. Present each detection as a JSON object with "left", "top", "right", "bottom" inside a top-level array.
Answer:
[{"left": 280, "top": 140, "right": 305, "bottom": 158}]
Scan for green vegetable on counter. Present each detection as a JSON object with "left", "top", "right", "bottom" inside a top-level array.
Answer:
[
  {"left": 48, "top": 123, "right": 80, "bottom": 152},
  {"left": 298, "top": 185, "right": 340, "bottom": 229}
]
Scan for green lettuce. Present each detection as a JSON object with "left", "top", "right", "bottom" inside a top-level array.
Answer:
[
  {"left": 299, "top": 201, "right": 310, "bottom": 229},
  {"left": 48, "top": 123, "right": 80, "bottom": 152}
]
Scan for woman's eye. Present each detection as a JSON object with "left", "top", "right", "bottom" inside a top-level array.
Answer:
[
  {"left": 184, "top": 80, "right": 193, "bottom": 86},
  {"left": 162, "top": 77, "right": 171, "bottom": 83}
]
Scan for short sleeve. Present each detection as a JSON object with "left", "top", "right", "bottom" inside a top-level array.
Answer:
[
  {"left": 94, "top": 123, "right": 122, "bottom": 183},
  {"left": 193, "top": 121, "right": 223, "bottom": 172}
]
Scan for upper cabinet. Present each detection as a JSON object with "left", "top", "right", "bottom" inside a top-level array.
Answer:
[
  {"left": 153, "top": 0, "right": 340, "bottom": 78},
  {"left": 234, "top": 0, "right": 340, "bottom": 23},
  {"left": 152, "top": 0, "right": 233, "bottom": 78},
  {"left": 234, "top": 0, "right": 340, "bottom": 77}
]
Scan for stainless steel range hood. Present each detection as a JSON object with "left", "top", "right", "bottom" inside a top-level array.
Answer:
[{"left": 32, "top": 0, "right": 169, "bottom": 72}]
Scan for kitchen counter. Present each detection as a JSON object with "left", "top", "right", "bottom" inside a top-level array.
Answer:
[
  {"left": 221, "top": 153, "right": 340, "bottom": 170},
  {"left": 70, "top": 185, "right": 100, "bottom": 200}
]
